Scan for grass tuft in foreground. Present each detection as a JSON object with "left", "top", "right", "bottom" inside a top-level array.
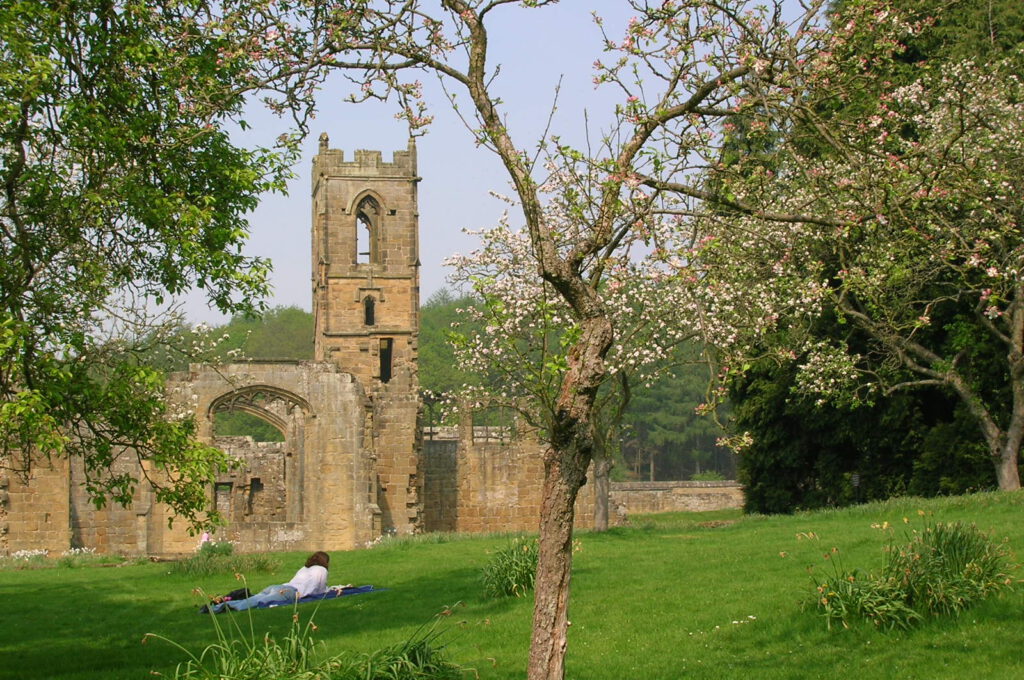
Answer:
[{"left": 147, "top": 602, "right": 465, "bottom": 680}]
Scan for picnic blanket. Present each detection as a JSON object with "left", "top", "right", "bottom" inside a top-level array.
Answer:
[{"left": 258, "top": 584, "right": 383, "bottom": 608}]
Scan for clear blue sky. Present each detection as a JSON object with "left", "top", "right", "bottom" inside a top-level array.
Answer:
[
  {"left": 183, "top": 1, "right": 805, "bottom": 324},
  {"left": 181, "top": 2, "right": 641, "bottom": 323}
]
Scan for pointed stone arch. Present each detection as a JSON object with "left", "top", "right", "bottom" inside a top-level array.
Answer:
[
  {"left": 208, "top": 384, "right": 313, "bottom": 437},
  {"left": 349, "top": 190, "right": 387, "bottom": 265},
  {"left": 161, "top": 361, "right": 380, "bottom": 553}
]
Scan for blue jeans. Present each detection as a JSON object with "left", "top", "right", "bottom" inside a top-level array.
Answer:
[{"left": 214, "top": 584, "right": 298, "bottom": 612}]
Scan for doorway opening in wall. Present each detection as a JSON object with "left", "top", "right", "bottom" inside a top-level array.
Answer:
[
  {"left": 215, "top": 482, "right": 232, "bottom": 515},
  {"left": 246, "top": 477, "right": 263, "bottom": 515},
  {"left": 213, "top": 410, "right": 285, "bottom": 442}
]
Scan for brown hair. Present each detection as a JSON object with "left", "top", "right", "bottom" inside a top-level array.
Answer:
[{"left": 305, "top": 551, "right": 329, "bottom": 569}]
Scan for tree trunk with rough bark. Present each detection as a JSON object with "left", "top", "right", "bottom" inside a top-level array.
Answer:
[
  {"left": 993, "top": 347, "right": 1023, "bottom": 490},
  {"left": 527, "top": 316, "right": 613, "bottom": 680},
  {"left": 527, "top": 446, "right": 588, "bottom": 680},
  {"left": 592, "top": 457, "right": 611, "bottom": 532}
]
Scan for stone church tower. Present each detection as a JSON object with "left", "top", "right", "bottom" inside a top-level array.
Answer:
[
  {"left": 310, "top": 134, "right": 422, "bottom": 535},
  {"left": 0, "top": 136, "right": 610, "bottom": 560}
]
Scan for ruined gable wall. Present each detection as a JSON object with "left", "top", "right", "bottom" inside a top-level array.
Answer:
[{"left": 166, "top": 360, "right": 376, "bottom": 554}]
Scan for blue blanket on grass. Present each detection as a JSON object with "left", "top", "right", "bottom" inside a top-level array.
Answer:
[{"left": 259, "top": 584, "right": 383, "bottom": 608}]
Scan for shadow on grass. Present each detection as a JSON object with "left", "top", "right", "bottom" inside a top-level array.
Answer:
[{"left": 0, "top": 559, "right": 502, "bottom": 680}]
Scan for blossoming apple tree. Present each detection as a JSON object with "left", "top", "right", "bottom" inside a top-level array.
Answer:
[
  {"left": 247, "top": 1, "right": 834, "bottom": 677},
  {"left": 442, "top": 184, "right": 706, "bottom": 531},
  {"left": 668, "top": 2, "right": 1024, "bottom": 491}
]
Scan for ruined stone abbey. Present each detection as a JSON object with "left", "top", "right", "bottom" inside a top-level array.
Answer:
[{"left": 0, "top": 138, "right": 740, "bottom": 557}]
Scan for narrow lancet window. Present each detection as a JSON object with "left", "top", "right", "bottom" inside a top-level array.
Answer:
[{"left": 364, "top": 296, "right": 376, "bottom": 326}]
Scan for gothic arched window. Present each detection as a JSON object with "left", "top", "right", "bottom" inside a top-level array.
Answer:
[{"left": 355, "top": 195, "right": 381, "bottom": 264}]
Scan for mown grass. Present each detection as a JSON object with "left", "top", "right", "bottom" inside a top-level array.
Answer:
[{"left": 0, "top": 491, "right": 1022, "bottom": 680}]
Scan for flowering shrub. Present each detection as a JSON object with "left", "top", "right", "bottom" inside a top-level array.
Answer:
[{"left": 11, "top": 549, "right": 48, "bottom": 560}]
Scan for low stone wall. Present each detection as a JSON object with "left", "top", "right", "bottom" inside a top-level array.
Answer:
[{"left": 610, "top": 481, "right": 743, "bottom": 516}]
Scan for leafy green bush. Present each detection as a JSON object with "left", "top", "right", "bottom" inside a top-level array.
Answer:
[
  {"left": 481, "top": 536, "right": 538, "bottom": 598},
  {"left": 811, "top": 521, "right": 1016, "bottom": 631},
  {"left": 691, "top": 470, "right": 726, "bottom": 481}
]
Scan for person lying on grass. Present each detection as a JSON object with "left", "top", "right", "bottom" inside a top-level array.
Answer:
[{"left": 205, "top": 551, "right": 330, "bottom": 613}]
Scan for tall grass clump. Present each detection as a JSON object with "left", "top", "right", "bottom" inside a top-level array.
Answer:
[
  {"left": 481, "top": 536, "right": 538, "bottom": 598},
  {"left": 812, "top": 560, "right": 923, "bottom": 631},
  {"left": 147, "top": 602, "right": 323, "bottom": 680},
  {"left": 170, "top": 541, "right": 276, "bottom": 577},
  {"left": 883, "top": 521, "right": 1016, "bottom": 617},
  {"left": 329, "top": 611, "right": 465, "bottom": 680},
  {"left": 148, "top": 605, "right": 464, "bottom": 680},
  {"left": 812, "top": 521, "right": 1017, "bottom": 631}
]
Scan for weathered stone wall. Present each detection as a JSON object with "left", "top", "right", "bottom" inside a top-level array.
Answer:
[
  {"left": 421, "top": 438, "right": 457, "bottom": 532},
  {"left": 2, "top": 456, "right": 70, "bottom": 555},
  {"left": 422, "top": 425, "right": 595, "bottom": 534},
  {"left": 371, "top": 379, "right": 422, "bottom": 534},
  {"left": 610, "top": 481, "right": 744, "bottom": 516},
  {"left": 213, "top": 438, "right": 288, "bottom": 521},
  {"left": 165, "top": 360, "right": 378, "bottom": 555},
  {"left": 70, "top": 456, "right": 152, "bottom": 555}
]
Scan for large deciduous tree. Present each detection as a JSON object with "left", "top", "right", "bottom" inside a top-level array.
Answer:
[
  {"left": 0, "top": 1, "right": 308, "bottom": 527},
  {"left": 726, "top": 0, "right": 1024, "bottom": 508},
  {"left": 241, "top": 1, "right": 829, "bottom": 677},
  {"left": 681, "top": 1, "right": 1024, "bottom": 491}
]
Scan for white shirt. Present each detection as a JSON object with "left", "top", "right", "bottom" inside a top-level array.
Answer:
[{"left": 286, "top": 565, "right": 328, "bottom": 597}]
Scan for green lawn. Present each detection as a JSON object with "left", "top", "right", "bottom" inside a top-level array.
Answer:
[{"left": 1, "top": 491, "right": 1022, "bottom": 679}]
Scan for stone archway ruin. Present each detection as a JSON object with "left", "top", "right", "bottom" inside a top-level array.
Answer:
[{"left": 0, "top": 138, "right": 621, "bottom": 559}]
